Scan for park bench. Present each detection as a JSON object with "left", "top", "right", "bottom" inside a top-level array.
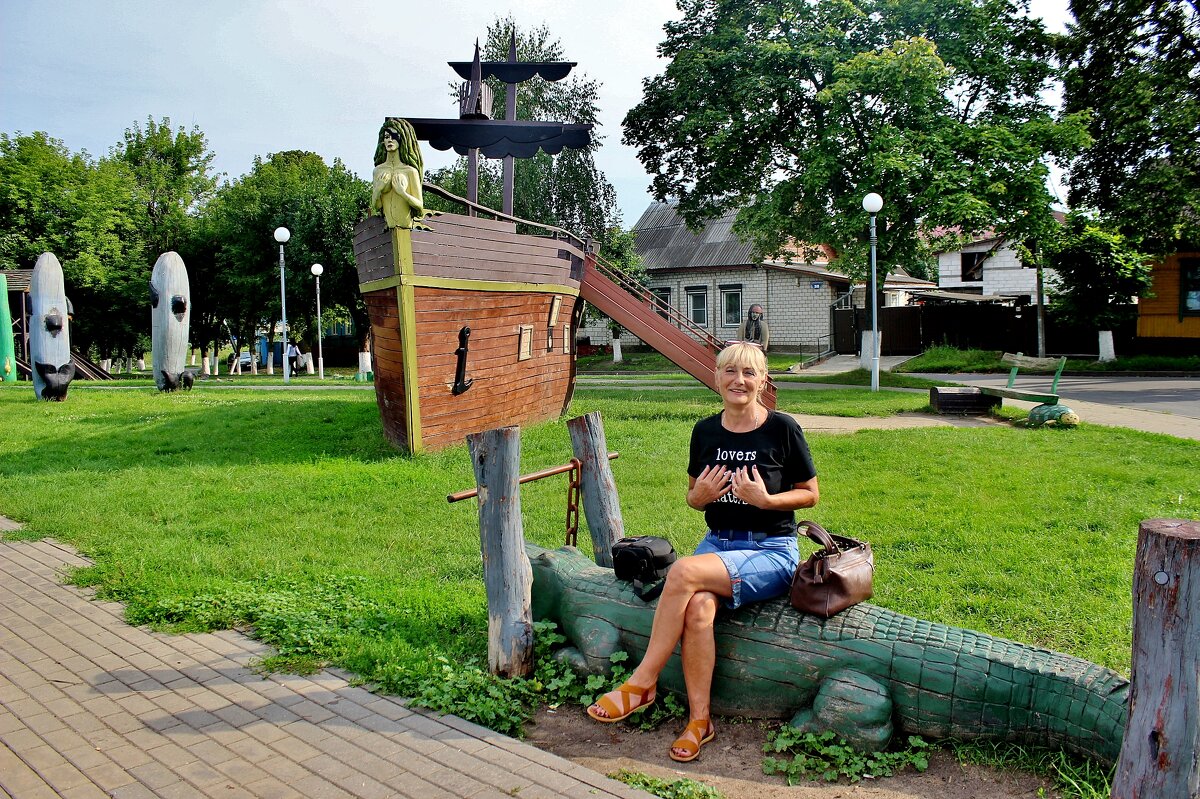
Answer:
[{"left": 930, "top": 353, "right": 1078, "bottom": 426}]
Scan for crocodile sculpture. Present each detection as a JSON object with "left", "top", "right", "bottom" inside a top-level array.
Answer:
[{"left": 527, "top": 542, "right": 1129, "bottom": 765}]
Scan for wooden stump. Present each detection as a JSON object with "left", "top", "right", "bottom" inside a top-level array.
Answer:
[
  {"left": 467, "top": 425, "right": 534, "bottom": 678},
  {"left": 1111, "top": 519, "right": 1200, "bottom": 799},
  {"left": 567, "top": 411, "right": 624, "bottom": 567}
]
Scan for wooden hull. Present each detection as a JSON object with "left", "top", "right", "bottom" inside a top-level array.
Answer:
[{"left": 355, "top": 212, "right": 583, "bottom": 454}]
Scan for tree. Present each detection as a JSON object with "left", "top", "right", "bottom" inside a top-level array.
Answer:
[
  {"left": 0, "top": 132, "right": 149, "bottom": 361},
  {"left": 113, "top": 117, "right": 219, "bottom": 256},
  {"left": 193, "top": 151, "right": 370, "bottom": 362},
  {"left": 426, "top": 17, "right": 622, "bottom": 241},
  {"left": 1060, "top": 0, "right": 1200, "bottom": 254},
  {"left": 1045, "top": 212, "right": 1151, "bottom": 358},
  {"left": 622, "top": 0, "right": 1091, "bottom": 279}
]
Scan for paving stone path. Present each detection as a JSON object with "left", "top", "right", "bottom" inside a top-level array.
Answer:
[{"left": 0, "top": 533, "right": 649, "bottom": 799}]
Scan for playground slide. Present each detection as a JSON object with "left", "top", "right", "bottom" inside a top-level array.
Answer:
[{"left": 579, "top": 256, "right": 776, "bottom": 409}]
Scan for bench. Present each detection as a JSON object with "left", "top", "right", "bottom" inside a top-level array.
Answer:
[
  {"left": 977, "top": 353, "right": 1066, "bottom": 405},
  {"left": 930, "top": 353, "right": 1078, "bottom": 425}
]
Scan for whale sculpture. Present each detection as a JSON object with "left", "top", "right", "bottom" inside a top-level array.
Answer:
[
  {"left": 528, "top": 542, "right": 1128, "bottom": 765},
  {"left": 150, "top": 252, "right": 191, "bottom": 392},
  {"left": 29, "top": 252, "right": 74, "bottom": 401}
]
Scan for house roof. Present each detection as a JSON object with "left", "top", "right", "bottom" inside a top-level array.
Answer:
[
  {"left": 1, "top": 270, "right": 32, "bottom": 293},
  {"left": 631, "top": 201, "right": 936, "bottom": 290},
  {"left": 633, "top": 202, "right": 760, "bottom": 270}
]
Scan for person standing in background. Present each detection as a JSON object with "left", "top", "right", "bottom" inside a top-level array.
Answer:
[{"left": 737, "top": 304, "right": 769, "bottom": 351}]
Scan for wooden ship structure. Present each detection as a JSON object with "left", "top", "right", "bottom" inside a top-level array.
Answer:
[{"left": 354, "top": 43, "right": 774, "bottom": 454}]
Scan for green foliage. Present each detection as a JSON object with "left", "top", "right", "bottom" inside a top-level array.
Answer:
[
  {"left": 0, "top": 130, "right": 154, "bottom": 359},
  {"left": 193, "top": 150, "right": 370, "bottom": 354},
  {"left": 895, "top": 346, "right": 1009, "bottom": 373},
  {"left": 950, "top": 739, "right": 1112, "bottom": 799},
  {"left": 609, "top": 769, "right": 725, "bottom": 799},
  {"left": 622, "top": 0, "right": 1088, "bottom": 279},
  {"left": 112, "top": 116, "right": 218, "bottom": 255},
  {"left": 763, "top": 728, "right": 930, "bottom": 784},
  {"left": 1060, "top": 0, "right": 1200, "bottom": 253},
  {"left": 1045, "top": 213, "right": 1152, "bottom": 330}
]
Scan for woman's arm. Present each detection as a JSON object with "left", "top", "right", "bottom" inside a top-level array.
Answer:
[{"left": 730, "top": 467, "right": 818, "bottom": 511}]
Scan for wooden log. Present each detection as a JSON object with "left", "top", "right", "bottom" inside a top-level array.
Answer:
[
  {"left": 1111, "top": 518, "right": 1200, "bottom": 799},
  {"left": 567, "top": 411, "right": 624, "bottom": 567},
  {"left": 467, "top": 425, "right": 534, "bottom": 678}
]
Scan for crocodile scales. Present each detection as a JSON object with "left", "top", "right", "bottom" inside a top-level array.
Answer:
[{"left": 528, "top": 543, "right": 1128, "bottom": 764}]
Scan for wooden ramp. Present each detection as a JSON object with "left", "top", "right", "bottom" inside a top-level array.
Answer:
[
  {"left": 579, "top": 255, "right": 776, "bottom": 408},
  {"left": 14, "top": 352, "right": 113, "bottom": 381}
]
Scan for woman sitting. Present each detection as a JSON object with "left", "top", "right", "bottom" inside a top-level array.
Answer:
[{"left": 586, "top": 342, "right": 819, "bottom": 762}]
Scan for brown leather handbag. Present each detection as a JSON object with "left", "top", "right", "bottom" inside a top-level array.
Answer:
[{"left": 789, "top": 521, "right": 874, "bottom": 617}]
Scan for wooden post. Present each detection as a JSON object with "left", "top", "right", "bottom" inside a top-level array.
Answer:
[
  {"left": 567, "top": 412, "right": 624, "bottom": 567},
  {"left": 467, "top": 425, "right": 534, "bottom": 678},
  {"left": 1111, "top": 519, "right": 1200, "bottom": 799}
]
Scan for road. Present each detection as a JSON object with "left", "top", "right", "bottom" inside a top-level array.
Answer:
[{"left": 916, "top": 373, "right": 1200, "bottom": 420}]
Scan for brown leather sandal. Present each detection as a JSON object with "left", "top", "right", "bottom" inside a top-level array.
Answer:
[
  {"left": 669, "top": 718, "right": 715, "bottom": 762},
  {"left": 586, "top": 682, "right": 656, "bottom": 723}
]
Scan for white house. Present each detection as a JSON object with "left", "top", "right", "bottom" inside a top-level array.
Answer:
[
  {"left": 579, "top": 202, "right": 933, "bottom": 353},
  {"left": 935, "top": 228, "right": 1060, "bottom": 304}
]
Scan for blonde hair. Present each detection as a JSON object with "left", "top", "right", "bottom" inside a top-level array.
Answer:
[{"left": 715, "top": 342, "right": 768, "bottom": 395}]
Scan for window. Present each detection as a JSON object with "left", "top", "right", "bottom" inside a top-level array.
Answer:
[
  {"left": 720, "top": 288, "right": 742, "bottom": 327},
  {"left": 1181, "top": 256, "right": 1200, "bottom": 315},
  {"left": 650, "top": 287, "right": 671, "bottom": 319},
  {"left": 517, "top": 325, "right": 533, "bottom": 361},
  {"left": 961, "top": 252, "right": 986, "bottom": 282},
  {"left": 686, "top": 288, "right": 708, "bottom": 326}
]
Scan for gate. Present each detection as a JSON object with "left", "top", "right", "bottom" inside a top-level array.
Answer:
[{"left": 832, "top": 307, "right": 923, "bottom": 355}]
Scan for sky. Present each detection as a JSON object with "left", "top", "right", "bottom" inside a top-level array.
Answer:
[{"left": 1, "top": 0, "right": 1071, "bottom": 228}]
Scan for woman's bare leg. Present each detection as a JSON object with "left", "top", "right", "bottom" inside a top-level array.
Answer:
[
  {"left": 679, "top": 590, "right": 719, "bottom": 720},
  {"left": 589, "top": 554, "right": 731, "bottom": 719}
]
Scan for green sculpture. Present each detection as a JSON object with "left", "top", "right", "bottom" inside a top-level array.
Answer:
[
  {"left": 371, "top": 117, "right": 426, "bottom": 230},
  {"left": 1025, "top": 403, "right": 1080, "bottom": 428},
  {"left": 528, "top": 542, "right": 1128, "bottom": 765},
  {"left": 0, "top": 273, "right": 15, "bottom": 383}
]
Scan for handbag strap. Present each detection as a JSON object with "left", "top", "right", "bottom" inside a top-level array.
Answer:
[{"left": 798, "top": 520, "right": 840, "bottom": 555}]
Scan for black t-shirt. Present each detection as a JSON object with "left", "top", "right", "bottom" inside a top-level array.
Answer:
[{"left": 687, "top": 410, "right": 817, "bottom": 537}]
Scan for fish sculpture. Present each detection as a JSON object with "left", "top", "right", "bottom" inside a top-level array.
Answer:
[
  {"left": 527, "top": 542, "right": 1128, "bottom": 765},
  {"left": 150, "top": 252, "right": 191, "bottom": 393},
  {"left": 29, "top": 252, "right": 74, "bottom": 401}
]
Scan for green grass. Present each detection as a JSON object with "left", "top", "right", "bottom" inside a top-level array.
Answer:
[
  {"left": 897, "top": 345, "right": 1200, "bottom": 374},
  {"left": 578, "top": 350, "right": 811, "bottom": 373},
  {"left": 3, "top": 383, "right": 1196, "bottom": 681}
]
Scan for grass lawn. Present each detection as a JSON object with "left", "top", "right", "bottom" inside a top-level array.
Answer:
[
  {"left": 1, "top": 382, "right": 1197, "bottom": 741},
  {"left": 897, "top": 345, "right": 1200, "bottom": 374}
]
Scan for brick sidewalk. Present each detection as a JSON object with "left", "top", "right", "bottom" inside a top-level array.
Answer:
[{"left": 0, "top": 534, "right": 650, "bottom": 799}]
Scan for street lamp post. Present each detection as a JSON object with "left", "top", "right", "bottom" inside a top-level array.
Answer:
[
  {"left": 861, "top": 193, "right": 883, "bottom": 392},
  {"left": 274, "top": 226, "right": 291, "bottom": 384},
  {"left": 310, "top": 263, "right": 324, "bottom": 380}
]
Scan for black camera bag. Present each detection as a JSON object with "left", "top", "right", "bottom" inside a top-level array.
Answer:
[{"left": 612, "top": 536, "right": 676, "bottom": 601}]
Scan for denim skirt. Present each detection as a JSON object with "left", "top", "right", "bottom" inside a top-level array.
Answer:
[{"left": 693, "top": 531, "right": 799, "bottom": 609}]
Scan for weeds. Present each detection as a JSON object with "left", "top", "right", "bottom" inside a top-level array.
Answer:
[
  {"left": 762, "top": 727, "right": 930, "bottom": 784},
  {"left": 609, "top": 769, "right": 725, "bottom": 799}
]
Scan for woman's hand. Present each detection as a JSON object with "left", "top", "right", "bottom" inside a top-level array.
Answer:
[
  {"left": 687, "top": 464, "right": 730, "bottom": 510},
  {"left": 730, "top": 465, "right": 771, "bottom": 508}
]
